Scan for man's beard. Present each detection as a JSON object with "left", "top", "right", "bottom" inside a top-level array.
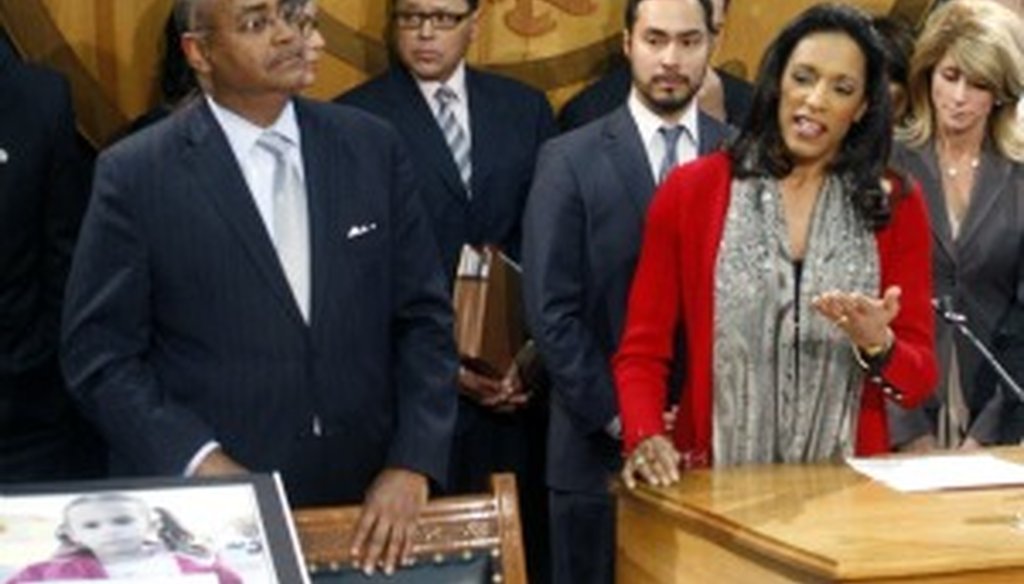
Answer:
[{"left": 637, "top": 79, "right": 699, "bottom": 117}]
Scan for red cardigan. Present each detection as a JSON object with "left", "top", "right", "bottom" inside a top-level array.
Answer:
[{"left": 613, "top": 152, "right": 937, "bottom": 464}]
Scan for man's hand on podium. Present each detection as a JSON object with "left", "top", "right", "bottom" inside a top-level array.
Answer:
[
  {"left": 622, "top": 435, "right": 681, "bottom": 490},
  {"left": 350, "top": 468, "right": 428, "bottom": 576}
]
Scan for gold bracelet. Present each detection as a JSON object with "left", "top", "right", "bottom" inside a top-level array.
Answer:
[{"left": 852, "top": 328, "right": 894, "bottom": 369}]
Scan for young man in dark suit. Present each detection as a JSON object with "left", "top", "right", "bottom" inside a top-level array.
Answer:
[
  {"left": 61, "top": 0, "right": 457, "bottom": 575},
  {"left": 557, "top": 0, "right": 751, "bottom": 132},
  {"left": 0, "top": 30, "right": 102, "bottom": 483},
  {"left": 337, "top": 2, "right": 556, "bottom": 580},
  {"left": 523, "top": 0, "right": 730, "bottom": 581}
]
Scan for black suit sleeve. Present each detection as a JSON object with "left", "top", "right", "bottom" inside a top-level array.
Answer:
[
  {"left": 62, "top": 147, "right": 215, "bottom": 474},
  {"left": 39, "top": 77, "right": 90, "bottom": 351},
  {"left": 385, "top": 136, "right": 459, "bottom": 486},
  {"left": 523, "top": 140, "right": 619, "bottom": 436}
]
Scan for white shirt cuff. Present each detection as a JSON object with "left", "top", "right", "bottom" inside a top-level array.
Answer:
[
  {"left": 184, "top": 441, "right": 221, "bottom": 476},
  {"left": 605, "top": 416, "right": 622, "bottom": 440}
]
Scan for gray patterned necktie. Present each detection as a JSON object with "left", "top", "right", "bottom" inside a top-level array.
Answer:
[
  {"left": 256, "top": 131, "right": 310, "bottom": 322},
  {"left": 435, "top": 85, "right": 472, "bottom": 196},
  {"left": 658, "top": 125, "right": 686, "bottom": 184}
]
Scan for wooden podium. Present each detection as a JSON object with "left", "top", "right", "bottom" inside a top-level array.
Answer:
[{"left": 617, "top": 448, "right": 1024, "bottom": 582}]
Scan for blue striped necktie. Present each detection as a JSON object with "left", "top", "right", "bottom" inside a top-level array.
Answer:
[
  {"left": 658, "top": 125, "right": 686, "bottom": 184},
  {"left": 435, "top": 85, "right": 472, "bottom": 196}
]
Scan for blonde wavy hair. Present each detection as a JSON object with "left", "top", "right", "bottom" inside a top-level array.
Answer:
[{"left": 898, "top": 0, "right": 1024, "bottom": 161}]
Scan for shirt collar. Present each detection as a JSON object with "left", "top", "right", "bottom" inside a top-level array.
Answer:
[
  {"left": 205, "top": 95, "right": 301, "bottom": 159},
  {"left": 627, "top": 87, "right": 700, "bottom": 149},
  {"left": 414, "top": 62, "right": 468, "bottom": 111}
]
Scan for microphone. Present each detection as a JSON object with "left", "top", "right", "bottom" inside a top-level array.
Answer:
[
  {"left": 932, "top": 296, "right": 967, "bottom": 324},
  {"left": 932, "top": 295, "right": 1024, "bottom": 404}
]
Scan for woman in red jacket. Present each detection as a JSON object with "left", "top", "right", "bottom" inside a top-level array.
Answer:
[{"left": 614, "top": 3, "right": 938, "bottom": 489}]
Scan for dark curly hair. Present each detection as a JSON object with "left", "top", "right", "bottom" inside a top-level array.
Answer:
[{"left": 728, "top": 3, "right": 894, "bottom": 230}]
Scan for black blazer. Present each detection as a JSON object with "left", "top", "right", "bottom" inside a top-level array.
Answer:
[
  {"left": 61, "top": 98, "right": 458, "bottom": 505},
  {"left": 0, "top": 36, "right": 93, "bottom": 467},
  {"left": 336, "top": 65, "right": 556, "bottom": 279},
  {"left": 889, "top": 141, "right": 1024, "bottom": 445},
  {"left": 523, "top": 106, "right": 731, "bottom": 492}
]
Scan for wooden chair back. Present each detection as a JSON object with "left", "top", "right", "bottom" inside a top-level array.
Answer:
[{"left": 294, "top": 473, "right": 527, "bottom": 583}]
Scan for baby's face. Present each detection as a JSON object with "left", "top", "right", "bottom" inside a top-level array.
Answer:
[{"left": 66, "top": 501, "right": 150, "bottom": 560}]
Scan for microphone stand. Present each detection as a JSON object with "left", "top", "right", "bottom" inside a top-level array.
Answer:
[{"left": 933, "top": 297, "right": 1024, "bottom": 404}]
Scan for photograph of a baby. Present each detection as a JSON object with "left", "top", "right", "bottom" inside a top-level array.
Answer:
[{"left": 0, "top": 485, "right": 278, "bottom": 583}]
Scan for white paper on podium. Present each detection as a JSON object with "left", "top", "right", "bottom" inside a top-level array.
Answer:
[{"left": 846, "top": 454, "right": 1024, "bottom": 492}]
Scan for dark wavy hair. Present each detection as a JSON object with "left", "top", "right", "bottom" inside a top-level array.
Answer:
[{"left": 727, "top": 3, "right": 894, "bottom": 230}]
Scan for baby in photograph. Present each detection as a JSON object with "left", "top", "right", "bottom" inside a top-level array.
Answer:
[{"left": 5, "top": 493, "right": 242, "bottom": 583}]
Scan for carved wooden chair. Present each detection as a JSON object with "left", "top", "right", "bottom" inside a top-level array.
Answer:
[{"left": 294, "top": 473, "right": 527, "bottom": 583}]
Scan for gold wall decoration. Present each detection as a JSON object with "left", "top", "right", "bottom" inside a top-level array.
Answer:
[{"left": 0, "top": 0, "right": 935, "bottom": 148}]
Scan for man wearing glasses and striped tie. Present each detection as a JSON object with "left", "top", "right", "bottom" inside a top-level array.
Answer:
[{"left": 338, "top": 2, "right": 556, "bottom": 580}]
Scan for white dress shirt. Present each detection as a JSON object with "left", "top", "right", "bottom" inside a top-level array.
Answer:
[
  {"left": 205, "top": 95, "right": 305, "bottom": 242},
  {"left": 627, "top": 88, "right": 700, "bottom": 182},
  {"left": 415, "top": 62, "right": 472, "bottom": 153}
]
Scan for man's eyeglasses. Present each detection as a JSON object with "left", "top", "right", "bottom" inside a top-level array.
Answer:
[
  {"left": 393, "top": 10, "right": 473, "bottom": 31},
  {"left": 237, "top": 5, "right": 318, "bottom": 36}
]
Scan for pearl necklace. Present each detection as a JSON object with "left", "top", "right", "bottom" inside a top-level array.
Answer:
[{"left": 945, "top": 157, "right": 979, "bottom": 178}]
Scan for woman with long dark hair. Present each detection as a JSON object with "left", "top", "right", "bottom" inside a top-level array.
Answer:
[{"left": 614, "top": 3, "right": 938, "bottom": 487}]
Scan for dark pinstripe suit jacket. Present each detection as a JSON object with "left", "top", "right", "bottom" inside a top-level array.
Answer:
[{"left": 61, "top": 97, "right": 458, "bottom": 505}]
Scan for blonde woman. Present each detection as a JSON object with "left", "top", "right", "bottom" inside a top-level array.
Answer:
[{"left": 890, "top": 0, "right": 1024, "bottom": 451}]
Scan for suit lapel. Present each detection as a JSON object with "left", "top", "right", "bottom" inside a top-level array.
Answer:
[
  {"left": 697, "top": 112, "right": 729, "bottom": 155},
  {"left": 181, "top": 100, "right": 306, "bottom": 326},
  {"left": 296, "top": 99, "right": 333, "bottom": 328},
  {"left": 956, "top": 147, "right": 1012, "bottom": 253},
  {"left": 912, "top": 144, "right": 956, "bottom": 261},
  {"left": 391, "top": 68, "right": 468, "bottom": 200},
  {"left": 466, "top": 69, "right": 493, "bottom": 199},
  {"left": 604, "top": 107, "right": 657, "bottom": 216}
]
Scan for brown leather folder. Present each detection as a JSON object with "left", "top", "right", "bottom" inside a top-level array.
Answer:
[{"left": 452, "top": 245, "right": 525, "bottom": 378}]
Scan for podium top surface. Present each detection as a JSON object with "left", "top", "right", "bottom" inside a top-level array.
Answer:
[{"left": 620, "top": 448, "right": 1024, "bottom": 581}]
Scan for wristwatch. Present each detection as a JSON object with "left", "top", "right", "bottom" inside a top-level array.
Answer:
[{"left": 853, "top": 328, "right": 894, "bottom": 370}]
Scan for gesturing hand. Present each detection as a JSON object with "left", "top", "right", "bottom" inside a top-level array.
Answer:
[
  {"left": 621, "top": 435, "right": 682, "bottom": 490},
  {"left": 812, "top": 286, "right": 901, "bottom": 350},
  {"left": 349, "top": 468, "right": 428, "bottom": 576}
]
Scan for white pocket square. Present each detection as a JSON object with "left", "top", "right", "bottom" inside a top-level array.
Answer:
[{"left": 346, "top": 222, "right": 378, "bottom": 239}]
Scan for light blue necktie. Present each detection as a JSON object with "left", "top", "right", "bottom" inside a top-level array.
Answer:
[{"left": 256, "top": 131, "right": 310, "bottom": 321}]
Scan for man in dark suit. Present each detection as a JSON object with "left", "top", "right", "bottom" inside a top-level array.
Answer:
[
  {"left": 338, "top": 1, "right": 555, "bottom": 580},
  {"left": 0, "top": 30, "right": 102, "bottom": 482},
  {"left": 557, "top": 0, "right": 751, "bottom": 132},
  {"left": 61, "top": 0, "right": 456, "bottom": 575},
  {"left": 523, "top": 0, "right": 729, "bottom": 581}
]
